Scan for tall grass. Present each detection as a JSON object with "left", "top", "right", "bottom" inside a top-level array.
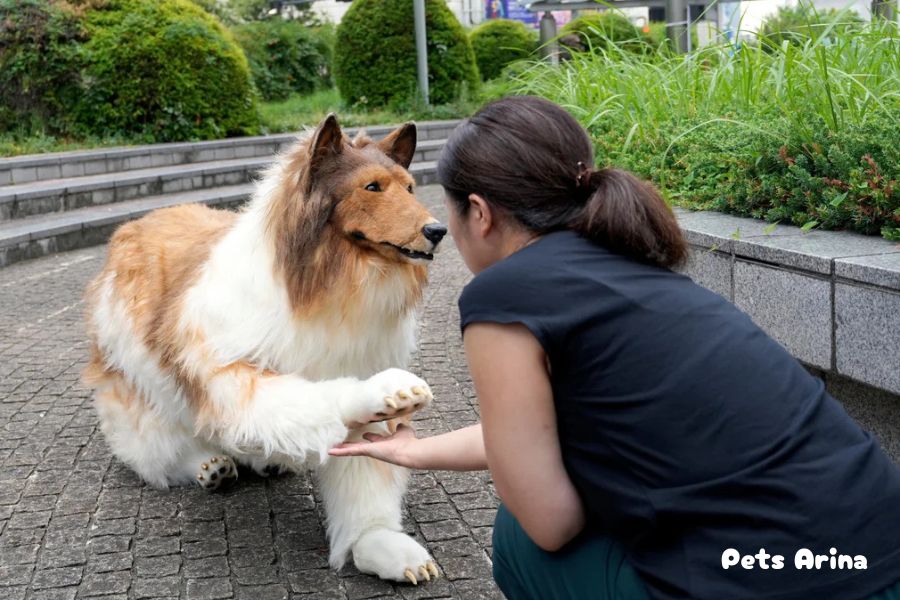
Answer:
[{"left": 510, "top": 13, "right": 899, "bottom": 238}]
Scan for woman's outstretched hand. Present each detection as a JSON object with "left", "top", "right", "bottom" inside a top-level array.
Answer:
[
  {"left": 329, "top": 423, "right": 488, "bottom": 472},
  {"left": 329, "top": 423, "right": 420, "bottom": 468}
]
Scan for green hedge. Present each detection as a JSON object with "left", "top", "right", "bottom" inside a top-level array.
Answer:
[
  {"left": 470, "top": 19, "right": 537, "bottom": 81},
  {"left": 0, "top": 0, "right": 85, "bottom": 135},
  {"left": 232, "top": 20, "right": 331, "bottom": 101},
  {"left": 334, "top": 0, "right": 479, "bottom": 108},
  {"left": 560, "top": 12, "right": 647, "bottom": 53},
  {"left": 72, "top": 0, "right": 259, "bottom": 142}
]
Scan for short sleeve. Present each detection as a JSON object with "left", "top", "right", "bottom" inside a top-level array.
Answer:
[{"left": 457, "top": 261, "right": 555, "bottom": 355}]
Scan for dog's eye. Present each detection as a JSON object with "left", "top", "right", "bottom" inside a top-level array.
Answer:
[
  {"left": 365, "top": 182, "right": 381, "bottom": 192},
  {"left": 407, "top": 185, "right": 413, "bottom": 194}
]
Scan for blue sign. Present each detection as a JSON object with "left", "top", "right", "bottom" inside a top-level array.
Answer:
[{"left": 485, "top": 0, "right": 539, "bottom": 27}]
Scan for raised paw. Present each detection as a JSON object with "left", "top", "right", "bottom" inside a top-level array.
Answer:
[
  {"left": 196, "top": 455, "right": 237, "bottom": 491},
  {"left": 373, "top": 384, "right": 432, "bottom": 423},
  {"left": 352, "top": 528, "right": 439, "bottom": 585},
  {"left": 344, "top": 368, "right": 433, "bottom": 428}
]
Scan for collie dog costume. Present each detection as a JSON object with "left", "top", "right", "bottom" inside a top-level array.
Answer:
[{"left": 83, "top": 115, "right": 446, "bottom": 584}]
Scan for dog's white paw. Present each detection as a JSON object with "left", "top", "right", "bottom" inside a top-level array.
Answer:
[
  {"left": 343, "top": 368, "right": 433, "bottom": 428},
  {"left": 196, "top": 455, "right": 237, "bottom": 491},
  {"left": 352, "top": 528, "right": 439, "bottom": 585}
]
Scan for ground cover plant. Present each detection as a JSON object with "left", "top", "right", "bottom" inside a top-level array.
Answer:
[{"left": 512, "top": 9, "right": 899, "bottom": 240}]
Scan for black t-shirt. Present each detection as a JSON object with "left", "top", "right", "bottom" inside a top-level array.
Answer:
[{"left": 458, "top": 229, "right": 900, "bottom": 600}]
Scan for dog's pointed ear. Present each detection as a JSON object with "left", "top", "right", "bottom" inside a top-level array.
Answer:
[
  {"left": 377, "top": 122, "right": 417, "bottom": 169},
  {"left": 309, "top": 113, "right": 343, "bottom": 169}
]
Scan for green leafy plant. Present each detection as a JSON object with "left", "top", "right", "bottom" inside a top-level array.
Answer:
[
  {"left": 470, "top": 19, "right": 537, "bottom": 81},
  {"left": 232, "top": 19, "right": 330, "bottom": 101},
  {"left": 510, "top": 12, "right": 899, "bottom": 239},
  {"left": 334, "top": 0, "right": 479, "bottom": 109},
  {"left": 759, "top": 4, "right": 862, "bottom": 50},
  {"left": 0, "top": 0, "right": 86, "bottom": 135},
  {"left": 560, "top": 11, "right": 648, "bottom": 54},
  {"left": 73, "top": 0, "right": 260, "bottom": 142}
]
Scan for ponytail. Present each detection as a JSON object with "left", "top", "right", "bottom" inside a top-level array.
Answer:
[{"left": 572, "top": 168, "right": 688, "bottom": 269}]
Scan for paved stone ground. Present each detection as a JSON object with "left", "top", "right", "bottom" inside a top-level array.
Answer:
[{"left": 0, "top": 186, "right": 504, "bottom": 600}]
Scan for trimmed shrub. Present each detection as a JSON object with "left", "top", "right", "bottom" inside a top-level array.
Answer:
[
  {"left": 334, "top": 0, "right": 479, "bottom": 109},
  {"left": 0, "top": 0, "right": 85, "bottom": 134},
  {"left": 470, "top": 19, "right": 537, "bottom": 81},
  {"left": 232, "top": 19, "right": 330, "bottom": 101},
  {"left": 560, "top": 12, "right": 646, "bottom": 53},
  {"left": 74, "top": 0, "right": 259, "bottom": 142}
]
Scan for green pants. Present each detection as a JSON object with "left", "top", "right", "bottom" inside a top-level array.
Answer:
[
  {"left": 492, "top": 504, "right": 649, "bottom": 600},
  {"left": 492, "top": 504, "right": 900, "bottom": 600}
]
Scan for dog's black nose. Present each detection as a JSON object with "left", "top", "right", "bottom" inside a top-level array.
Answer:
[{"left": 422, "top": 223, "right": 447, "bottom": 244}]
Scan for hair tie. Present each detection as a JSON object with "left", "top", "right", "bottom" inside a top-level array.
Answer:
[{"left": 575, "top": 161, "right": 595, "bottom": 191}]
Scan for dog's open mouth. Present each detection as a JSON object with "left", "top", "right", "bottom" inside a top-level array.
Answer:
[
  {"left": 349, "top": 231, "right": 434, "bottom": 261},
  {"left": 380, "top": 242, "right": 434, "bottom": 261}
]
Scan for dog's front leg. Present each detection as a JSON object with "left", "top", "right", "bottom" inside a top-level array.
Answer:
[
  {"left": 201, "top": 366, "right": 432, "bottom": 465},
  {"left": 317, "top": 432, "right": 439, "bottom": 584}
]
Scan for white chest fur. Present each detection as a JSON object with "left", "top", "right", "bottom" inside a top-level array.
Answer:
[{"left": 182, "top": 204, "right": 419, "bottom": 382}]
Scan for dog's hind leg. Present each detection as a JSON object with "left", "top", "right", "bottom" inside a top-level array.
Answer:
[
  {"left": 92, "top": 371, "right": 234, "bottom": 489},
  {"left": 317, "top": 425, "right": 439, "bottom": 584}
]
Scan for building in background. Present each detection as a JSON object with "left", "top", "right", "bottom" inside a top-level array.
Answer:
[{"left": 309, "top": 0, "right": 879, "bottom": 37}]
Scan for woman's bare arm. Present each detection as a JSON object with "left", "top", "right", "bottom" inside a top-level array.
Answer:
[
  {"left": 329, "top": 423, "right": 487, "bottom": 471},
  {"left": 464, "top": 322, "right": 585, "bottom": 551}
]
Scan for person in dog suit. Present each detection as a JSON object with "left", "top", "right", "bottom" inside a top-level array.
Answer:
[{"left": 330, "top": 96, "right": 900, "bottom": 600}]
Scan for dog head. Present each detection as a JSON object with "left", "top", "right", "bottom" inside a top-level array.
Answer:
[{"left": 305, "top": 114, "right": 446, "bottom": 264}]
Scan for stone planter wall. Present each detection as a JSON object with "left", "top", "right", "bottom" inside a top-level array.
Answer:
[{"left": 675, "top": 208, "right": 900, "bottom": 460}]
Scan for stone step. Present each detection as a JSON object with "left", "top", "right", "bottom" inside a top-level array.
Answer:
[
  {"left": 0, "top": 159, "right": 439, "bottom": 268},
  {"left": 0, "top": 120, "right": 460, "bottom": 186},
  {"left": 0, "top": 140, "right": 445, "bottom": 222}
]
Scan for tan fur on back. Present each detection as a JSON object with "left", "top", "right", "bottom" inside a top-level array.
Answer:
[{"left": 84, "top": 204, "right": 236, "bottom": 392}]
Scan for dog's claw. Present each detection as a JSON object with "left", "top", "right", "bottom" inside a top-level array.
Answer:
[
  {"left": 427, "top": 561, "right": 439, "bottom": 578},
  {"left": 201, "top": 463, "right": 208, "bottom": 470},
  {"left": 405, "top": 569, "right": 417, "bottom": 585},
  {"left": 419, "top": 566, "right": 430, "bottom": 581},
  {"left": 397, "top": 391, "right": 410, "bottom": 401},
  {"left": 384, "top": 396, "right": 398, "bottom": 409}
]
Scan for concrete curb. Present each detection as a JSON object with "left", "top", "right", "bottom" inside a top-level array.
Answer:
[
  {"left": 675, "top": 207, "right": 900, "bottom": 397},
  {"left": 0, "top": 121, "right": 461, "bottom": 186},
  {"left": 0, "top": 141, "right": 446, "bottom": 222},
  {"left": 0, "top": 162, "right": 438, "bottom": 269}
]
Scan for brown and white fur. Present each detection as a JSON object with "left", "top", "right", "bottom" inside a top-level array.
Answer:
[{"left": 82, "top": 115, "right": 445, "bottom": 584}]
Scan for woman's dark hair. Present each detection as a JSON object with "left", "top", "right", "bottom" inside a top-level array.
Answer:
[{"left": 437, "top": 96, "right": 687, "bottom": 269}]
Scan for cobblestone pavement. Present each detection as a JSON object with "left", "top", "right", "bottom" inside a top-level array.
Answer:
[{"left": 0, "top": 186, "right": 504, "bottom": 600}]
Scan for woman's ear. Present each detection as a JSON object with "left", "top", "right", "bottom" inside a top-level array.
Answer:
[{"left": 468, "top": 193, "right": 493, "bottom": 237}]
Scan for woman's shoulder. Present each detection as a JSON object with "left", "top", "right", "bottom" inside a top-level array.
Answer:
[{"left": 459, "top": 231, "right": 588, "bottom": 312}]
